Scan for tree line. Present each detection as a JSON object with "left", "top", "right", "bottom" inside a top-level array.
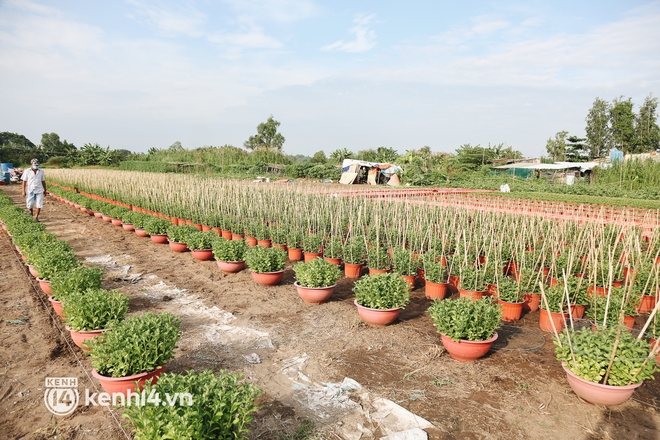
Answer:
[{"left": 546, "top": 94, "right": 659, "bottom": 161}]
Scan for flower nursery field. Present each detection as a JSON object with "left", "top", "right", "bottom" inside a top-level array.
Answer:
[{"left": 1, "top": 169, "right": 660, "bottom": 440}]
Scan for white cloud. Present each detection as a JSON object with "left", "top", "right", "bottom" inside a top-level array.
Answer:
[
  {"left": 321, "top": 13, "right": 377, "bottom": 53},
  {"left": 221, "top": 0, "right": 318, "bottom": 23},
  {"left": 207, "top": 28, "right": 283, "bottom": 50},
  {"left": 126, "top": 0, "right": 207, "bottom": 38},
  {"left": 470, "top": 15, "right": 510, "bottom": 34}
]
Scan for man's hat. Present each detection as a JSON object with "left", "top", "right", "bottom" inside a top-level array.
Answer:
[{"left": 30, "top": 158, "right": 39, "bottom": 165}]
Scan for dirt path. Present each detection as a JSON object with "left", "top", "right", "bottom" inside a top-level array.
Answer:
[{"left": 1, "top": 185, "right": 659, "bottom": 439}]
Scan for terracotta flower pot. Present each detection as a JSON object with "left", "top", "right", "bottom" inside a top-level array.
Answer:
[
  {"left": 344, "top": 263, "right": 363, "bottom": 279},
  {"left": 102, "top": 215, "right": 112, "bottom": 222},
  {"left": 193, "top": 223, "right": 203, "bottom": 231},
  {"left": 624, "top": 315, "right": 635, "bottom": 329},
  {"left": 539, "top": 309, "right": 569, "bottom": 332},
  {"left": 288, "top": 247, "right": 303, "bottom": 261},
  {"left": 562, "top": 364, "right": 642, "bottom": 406},
  {"left": 48, "top": 296, "right": 63, "bottom": 316},
  {"left": 251, "top": 270, "right": 284, "bottom": 286},
  {"left": 135, "top": 228, "right": 148, "bottom": 237},
  {"left": 498, "top": 299, "right": 523, "bottom": 322},
  {"left": 122, "top": 223, "right": 135, "bottom": 232},
  {"left": 440, "top": 333, "right": 498, "bottom": 362},
  {"left": 637, "top": 295, "right": 657, "bottom": 314},
  {"left": 93, "top": 212, "right": 103, "bottom": 218},
  {"left": 417, "top": 268, "right": 426, "bottom": 286},
  {"left": 522, "top": 293, "right": 540, "bottom": 312},
  {"left": 231, "top": 233, "right": 245, "bottom": 241},
  {"left": 354, "top": 299, "right": 400, "bottom": 326},
  {"left": 246, "top": 236, "right": 257, "bottom": 247},
  {"left": 37, "top": 278, "right": 52, "bottom": 295},
  {"left": 220, "top": 230, "right": 232, "bottom": 240},
  {"left": 201, "top": 225, "right": 212, "bottom": 232},
  {"left": 324, "top": 257, "right": 342, "bottom": 266},
  {"left": 294, "top": 282, "right": 336, "bottom": 305},
  {"left": 168, "top": 241, "right": 189, "bottom": 252},
  {"left": 425, "top": 281, "right": 449, "bottom": 300},
  {"left": 569, "top": 304, "right": 585, "bottom": 319},
  {"left": 274, "top": 243, "right": 288, "bottom": 252},
  {"left": 304, "top": 251, "right": 322, "bottom": 262},
  {"left": 191, "top": 249, "right": 214, "bottom": 261},
  {"left": 587, "top": 286, "right": 608, "bottom": 297},
  {"left": 368, "top": 267, "right": 389, "bottom": 275},
  {"left": 111, "top": 218, "right": 123, "bottom": 227},
  {"left": 92, "top": 366, "right": 166, "bottom": 397},
  {"left": 27, "top": 264, "right": 40, "bottom": 279},
  {"left": 257, "top": 239, "right": 272, "bottom": 248},
  {"left": 458, "top": 289, "right": 484, "bottom": 301},
  {"left": 401, "top": 274, "right": 416, "bottom": 290},
  {"left": 150, "top": 234, "right": 168, "bottom": 244},
  {"left": 67, "top": 327, "right": 107, "bottom": 352},
  {"left": 216, "top": 260, "right": 245, "bottom": 274},
  {"left": 448, "top": 275, "right": 460, "bottom": 293}
]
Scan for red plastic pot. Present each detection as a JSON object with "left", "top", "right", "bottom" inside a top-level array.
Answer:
[
  {"left": 92, "top": 366, "right": 166, "bottom": 397},
  {"left": 251, "top": 270, "right": 284, "bottom": 286},
  {"left": 368, "top": 267, "right": 389, "bottom": 275},
  {"left": 354, "top": 299, "right": 400, "bottom": 326},
  {"left": 498, "top": 299, "right": 523, "bottom": 322},
  {"left": 135, "top": 228, "right": 148, "bottom": 237},
  {"left": 522, "top": 293, "right": 540, "bottom": 312},
  {"left": 67, "top": 327, "right": 107, "bottom": 352},
  {"left": 48, "top": 296, "right": 63, "bottom": 316},
  {"left": 37, "top": 278, "right": 52, "bottom": 295},
  {"left": 440, "top": 333, "right": 498, "bottom": 362},
  {"left": 111, "top": 218, "right": 123, "bottom": 227},
  {"left": 191, "top": 249, "right": 214, "bottom": 261},
  {"left": 216, "top": 260, "right": 245, "bottom": 274},
  {"left": 150, "top": 234, "right": 168, "bottom": 244},
  {"left": 344, "top": 263, "right": 363, "bottom": 279},
  {"left": 304, "top": 251, "right": 322, "bottom": 262},
  {"left": 562, "top": 364, "right": 642, "bottom": 406},
  {"left": 122, "top": 223, "right": 135, "bottom": 232},
  {"left": 458, "top": 289, "right": 484, "bottom": 301},
  {"left": 168, "top": 241, "right": 189, "bottom": 253},
  {"left": 288, "top": 247, "right": 303, "bottom": 261},
  {"left": 246, "top": 236, "right": 257, "bottom": 247},
  {"left": 539, "top": 309, "right": 569, "bottom": 332},
  {"left": 637, "top": 295, "right": 657, "bottom": 314},
  {"left": 295, "top": 282, "right": 336, "bottom": 305},
  {"left": 257, "top": 239, "right": 272, "bottom": 248},
  {"left": 221, "top": 230, "right": 233, "bottom": 240},
  {"left": 425, "top": 281, "right": 449, "bottom": 300}
]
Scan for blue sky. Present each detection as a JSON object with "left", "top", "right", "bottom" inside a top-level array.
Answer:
[{"left": 1, "top": 0, "right": 658, "bottom": 157}]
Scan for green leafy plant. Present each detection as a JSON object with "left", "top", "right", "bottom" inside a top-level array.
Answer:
[
  {"left": 88, "top": 312, "right": 180, "bottom": 377},
  {"left": 63, "top": 288, "right": 130, "bottom": 332},
  {"left": 212, "top": 237, "right": 247, "bottom": 262},
  {"left": 130, "top": 212, "right": 150, "bottom": 229},
  {"left": 353, "top": 273, "right": 410, "bottom": 310},
  {"left": 287, "top": 230, "right": 304, "bottom": 249},
  {"left": 343, "top": 236, "right": 366, "bottom": 265},
  {"left": 185, "top": 231, "right": 214, "bottom": 250},
  {"left": 50, "top": 267, "right": 104, "bottom": 302},
  {"left": 144, "top": 217, "right": 170, "bottom": 235},
  {"left": 498, "top": 277, "right": 523, "bottom": 303},
  {"left": 427, "top": 297, "right": 502, "bottom": 342},
  {"left": 422, "top": 254, "right": 448, "bottom": 284},
  {"left": 294, "top": 257, "right": 342, "bottom": 288},
  {"left": 323, "top": 237, "right": 343, "bottom": 259},
  {"left": 108, "top": 205, "right": 129, "bottom": 219},
  {"left": 122, "top": 370, "right": 261, "bottom": 440},
  {"left": 586, "top": 287, "right": 640, "bottom": 325},
  {"left": 302, "top": 233, "right": 323, "bottom": 253},
  {"left": 541, "top": 284, "right": 567, "bottom": 313},
  {"left": 555, "top": 327, "right": 658, "bottom": 386},
  {"left": 459, "top": 265, "right": 486, "bottom": 291},
  {"left": 367, "top": 246, "right": 391, "bottom": 270},
  {"left": 270, "top": 228, "right": 287, "bottom": 245},
  {"left": 392, "top": 247, "right": 417, "bottom": 276},
  {"left": 32, "top": 243, "right": 80, "bottom": 281},
  {"left": 245, "top": 246, "right": 287, "bottom": 273},
  {"left": 166, "top": 224, "right": 197, "bottom": 244}
]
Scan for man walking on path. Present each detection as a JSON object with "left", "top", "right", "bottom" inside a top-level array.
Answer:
[{"left": 21, "top": 158, "right": 47, "bottom": 222}]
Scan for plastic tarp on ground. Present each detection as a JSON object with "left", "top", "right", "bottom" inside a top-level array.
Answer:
[{"left": 493, "top": 161, "right": 602, "bottom": 173}]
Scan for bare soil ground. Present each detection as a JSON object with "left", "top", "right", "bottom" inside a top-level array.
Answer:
[{"left": 1, "top": 185, "right": 659, "bottom": 440}]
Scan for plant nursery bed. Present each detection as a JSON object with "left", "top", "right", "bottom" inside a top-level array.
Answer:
[{"left": 1, "top": 184, "right": 660, "bottom": 440}]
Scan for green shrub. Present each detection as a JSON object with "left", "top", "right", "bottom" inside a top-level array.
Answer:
[
  {"left": 343, "top": 236, "right": 366, "bottom": 265},
  {"left": 392, "top": 247, "right": 417, "bottom": 276},
  {"left": 166, "top": 224, "right": 198, "bottom": 244},
  {"left": 294, "top": 257, "right": 342, "bottom": 288},
  {"left": 353, "top": 273, "right": 410, "bottom": 310},
  {"left": 497, "top": 277, "right": 523, "bottom": 303},
  {"left": 144, "top": 217, "right": 170, "bottom": 235},
  {"left": 50, "top": 267, "right": 104, "bottom": 302},
  {"left": 32, "top": 243, "right": 80, "bottom": 281},
  {"left": 185, "top": 231, "right": 214, "bottom": 250},
  {"left": 428, "top": 297, "right": 502, "bottom": 342},
  {"left": 367, "top": 246, "right": 390, "bottom": 270},
  {"left": 63, "top": 288, "right": 130, "bottom": 332},
  {"left": 88, "top": 312, "right": 180, "bottom": 377},
  {"left": 302, "top": 233, "right": 323, "bottom": 253},
  {"left": 555, "top": 327, "right": 658, "bottom": 386},
  {"left": 122, "top": 370, "right": 261, "bottom": 440},
  {"left": 422, "top": 254, "right": 447, "bottom": 284},
  {"left": 245, "top": 246, "right": 287, "bottom": 273},
  {"left": 212, "top": 237, "right": 247, "bottom": 262}
]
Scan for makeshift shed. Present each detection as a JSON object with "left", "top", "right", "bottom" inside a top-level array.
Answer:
[
  {"left": 339, "top": 159, "right": 403, "bottom": 185},
  {"left": 493, "top": 161, "right": 604, "bottom": 184}
]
